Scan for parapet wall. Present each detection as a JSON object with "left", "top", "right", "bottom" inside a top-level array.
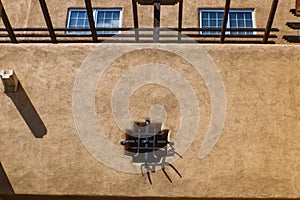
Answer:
[{"left": 0, "top": 44, "right": 299, "bottom": 198}]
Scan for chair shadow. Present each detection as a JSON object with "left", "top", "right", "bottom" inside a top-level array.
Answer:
[
  {"left": 5, "top": 83, "right": 47, "bottom": 138},
  {"left": 121, "top": 121, "right": 183, "bottom": 185},
  {"left": 0, "top": 162, "right": 14, "bottom": 195}
]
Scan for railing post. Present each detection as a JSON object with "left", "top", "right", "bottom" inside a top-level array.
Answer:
[
  {"left": 220, "top": 0, "right": 231, "bottom": 43},
  {"left": 263, "top": 0, "right": 279, "bottom": 44},
  {"left": 153, "top": 2, "right": 161, "bottom": 42},
  {"left": 39, "top": 0, "right": 57, "bottom": 43},
  {"left": 132, "top": 0, "right": 140, "bottom": 42},
  {"left": 178, "top": 0, "right": 183, "bottom": 41},
  {"left": 84, "top": 0, "right": 98, "bottom": 42}
]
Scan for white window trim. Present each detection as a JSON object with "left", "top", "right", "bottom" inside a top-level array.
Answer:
[
  {"left": 199, "top": 9, "right": 255, "bottom": 35},
  {"left": 67, "top": 8, "right": 122, "bottom": 34}
]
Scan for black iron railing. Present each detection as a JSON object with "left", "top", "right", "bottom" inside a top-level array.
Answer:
[{"left": 0, "top": 27, "right": 280, "bottom": 44}]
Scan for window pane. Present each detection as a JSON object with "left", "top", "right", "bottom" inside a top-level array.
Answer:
[
  {"left": 245, "top": 12, "right": 252, "bottom": 20},
  {"left": 67, "top": 10, "right": 90, "bottom": 34},
  {"left": 230, "top": 18, "right": 237, "bottom": 28},
  {"left": 70, "top": 11, "right": 77, "bottom": 19},
  {"left": 98, "top": 12, "right": 105, "bottom": 19},
  {"left": 200, "top": 11, "right": 223, "bottom": 35},
  {"left": 228, "top": 11, "right": 254, "bottom": 34},
  {"left": 113, "top": 12, "right": 120, "bottom": 19},
  {"left": 229, "top": 13, "right": 236, "bottom": 20},
  {"left": 202, "top": 12, "right": 208, "bottom": 19},
  {"left": 210, "top": 12, "right": 217, "bottom": 19},
  {"left": 78, "top": 11, "right": 86, "bottom": 19},
  {"left": 104, "top": 19, "right": 112, "bottom": 27},
  {"left": 202, "top": 19, "right": 208, "bottom": 27},
  {"left": 246, "top": 19, "right": 253, "bottom": 27},
  {"left": 210, "top": 19, "right": 216, "bottom": 27},
  {"left": 112, "top": 19, "right": 119, "bottom": 27},
  {"left": 67, "top": 9, "right": 121, "bottom": 35},
  {"left": 84, "top": 20, "right": 89, "bottom": 27},
  {"left": 218, "top": 20, "right": 223, "bottom": 27},
  {"left": 217, "top": 12, "right": 224, "bottom": 20},
  {"left": 238, "top": 19, "right": 245, "bottom": 27},
  {"left": 77, "top": 19, "right": 84, "bottom": 26},
  {"left": 200, "top": 10, "right": 254, "bottom": 35},
  {"left": 97, "top": 19, "right": 104, "bottom": 27},
  {"left": 96, "top": 10, "right": 121, "bottom": 34},
  {"left": 70, "top": 18, "right": 77, "bottom": 26},
  {"left": 105, "top": 11, "right": 113, "bottom": 19},
  {"left": 237, "top": 12, "right": 244, "bottom": 20}
]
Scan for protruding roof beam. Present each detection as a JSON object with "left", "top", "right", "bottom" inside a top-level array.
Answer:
[
  {"left": 39, "top": 0, "right": 57, "bottom": 43},
  {"left": 296, "top": 0, "right": 300, "bottom": 16},
  {"left": 263, "top": 0, "right": 279, "bottom": 44},
  {"left": 283, "top": 35, "right": 300, "bottom": 43},
  {"left": 0, "top": 0, "right": 17, "bottom": 43},
  {"left": 84, "top": 0, "right": 98, "bottom": 42},
  {"left": 220, "top": 0, "right": 231, "bottom": 43},
  {"left": 286, "top": 22, "right": 300, "bottom": 29}
]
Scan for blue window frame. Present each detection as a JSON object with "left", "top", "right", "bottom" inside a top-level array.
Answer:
[
  {"left": 200, "top": 10, "right": 255, "bottom": 35},
  {"left": 67, "top": 9, "right": 122, "bottom": 34}
]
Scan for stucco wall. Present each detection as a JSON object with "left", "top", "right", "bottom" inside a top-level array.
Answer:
[
  {"left": 0, "top": 44, "right": 299, "bottom": 198},
  {"left": 0, "top": 0, "right": 298, "bottom": 44}
]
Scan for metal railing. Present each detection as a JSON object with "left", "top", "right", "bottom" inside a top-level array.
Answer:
[{"left": 0, "top": 27, "right": 279, "bottom": 44}]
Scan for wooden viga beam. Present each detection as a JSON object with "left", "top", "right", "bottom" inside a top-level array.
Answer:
[
  {"left": 296, "top": 0, "right": 300, "bottom": 16},
  {"left": 0, "top": 1, "right": 2, "bottom": 20}
]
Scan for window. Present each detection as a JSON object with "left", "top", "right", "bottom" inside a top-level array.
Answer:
[
  {"left": 199, "top": 10, "right": 254, "bottom": 35},
  {"left": 67, "top": 9, "right": 122, "bottom": 34}
]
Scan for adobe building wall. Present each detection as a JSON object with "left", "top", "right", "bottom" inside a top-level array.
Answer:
[
  {"left": 0, "top": 0, "right": 298, "bottom": 44},
  {"left": 0, "top": 43, "right": 299, "bottom": 198}
]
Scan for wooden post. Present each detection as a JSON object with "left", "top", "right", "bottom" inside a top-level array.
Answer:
[
  {"left": 132, "top": 0, "right": 140, "bottom": 42},
  {"left": 263, "top": 0, "right": 278, "bottom": 44},
  {"left": 220, "top": 0, "right": 231, "bottom": 43},
  {"left": 178, "top": 0, "right": 183, "bottom": 41},
  {"left": 153, "top": 2, "right": 160, "bottom": 42},
  {"left": 39, "top": 0, "right": 57, "bottom": 43},
  {"left": 84, "top": 0, "right": 97, "bottom": 42}
]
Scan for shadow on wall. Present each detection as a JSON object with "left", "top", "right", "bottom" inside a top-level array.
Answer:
[
  {"left": 5, "top": 83, "right": 47, "bottom": 138},
  {"left": 0, "top": 162, "right": 14, "bottom": 195},
  {"left": 121, "top": 120, "right": 182, "bottom": 184}
]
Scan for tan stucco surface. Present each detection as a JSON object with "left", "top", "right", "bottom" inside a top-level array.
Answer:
[{"left": 0, "top": 44, "right": 299, "bottom": 198}]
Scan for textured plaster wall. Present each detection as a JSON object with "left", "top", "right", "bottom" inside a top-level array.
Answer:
[
  {"left": 0, "top": 0, "right": 298, "bottom": 44},
  {"left": 0, "top": 44, "right": 299, "bottom": 198}
]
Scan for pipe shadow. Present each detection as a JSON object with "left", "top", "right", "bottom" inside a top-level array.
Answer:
[
  {"left": 5, "top": 83, "right": 47, "bottom": 138},
  {"left": 0, "top": 162, "right": 14, "bottom": 195}
]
